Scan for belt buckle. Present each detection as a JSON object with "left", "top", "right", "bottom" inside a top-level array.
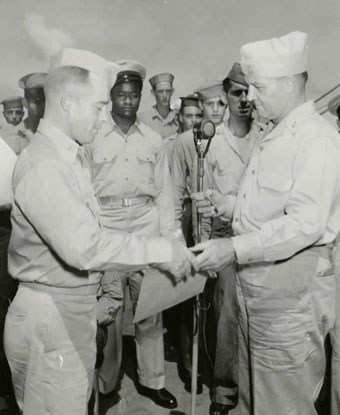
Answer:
[{"left": 121, "top": 197, "right": 131, "bottom": 207}]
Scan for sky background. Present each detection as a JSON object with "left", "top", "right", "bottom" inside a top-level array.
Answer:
[{"left": 0, "top": 0, "right": 339, "bottom": 124}]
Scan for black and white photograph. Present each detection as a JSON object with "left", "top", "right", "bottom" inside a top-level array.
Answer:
[{"left": 0, "top": 0, "right": 340, "bottom": 414}]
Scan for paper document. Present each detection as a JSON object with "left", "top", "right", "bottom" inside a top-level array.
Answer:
[{"left": 134, "top": 268, "right": 207, "bottom": 323}]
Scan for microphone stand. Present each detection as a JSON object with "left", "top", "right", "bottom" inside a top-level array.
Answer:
[{"left": 190, "top": 126, "right": 214, "bottom": 415}]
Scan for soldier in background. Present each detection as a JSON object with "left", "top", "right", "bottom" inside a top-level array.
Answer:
[
  {"left": 86, "top": 60, "right": 178, "bottom": 410},
  {"left": 1, "top": 97, "right": 24, "bottom": 126},
  {"left": 166, "top": 94, "right": 202, "bottom": 170},
  {"left": 139, "top": 73, "right": 178, "bottom": 140},
  {"left": 0, "top": 74, "right": 47, "bottom": 155},
  {"left": 19, "top": 72, "right": 47, "bottom": 135}
]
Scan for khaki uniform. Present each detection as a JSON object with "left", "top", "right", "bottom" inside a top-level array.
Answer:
[
  {"left": 5, "top": 119, "right": 171, "bottom": 415},
  {"left": 172, "top": 122, "right": 259, "bottom": 240},
  {"left": 0, "top": 121, "right": 32, "bottom": 155},
  {"left": 86, "top": 118, "right": 175, "bottom": 393},
  {"left": 172, "top": 120, "right": 260, "bottom": 407},
  {"left": 139, "top": 106, "right": 178, "bottom": 140},
  {"left": 231, "top": 101, "right": 340, "bottom": 415}
]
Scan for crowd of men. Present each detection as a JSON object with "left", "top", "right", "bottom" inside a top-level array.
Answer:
[{"left": 0, "top": 30, "right": 340, "bottom": 415}]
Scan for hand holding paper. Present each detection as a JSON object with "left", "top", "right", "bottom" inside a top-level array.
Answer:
[{"left": 154, "top": 238, "right": 199, "bottom": 282}]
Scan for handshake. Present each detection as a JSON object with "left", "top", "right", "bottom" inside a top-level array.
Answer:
[{"left": 155, "top": 189, "right": 235, "bottom": 281}]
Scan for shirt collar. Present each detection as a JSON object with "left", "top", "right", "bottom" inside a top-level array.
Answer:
[
  {"left": 37, "top": 119, "right": 79, "bottom": 163},
  {"left": 102, "top": 116, "right": 145, "bottom": 138},
  {"left": 150, "top": 105, "right": 177, "bottom": 125},
  {"left": 263, "top": 100, "right": 316, "bottom": 141}
]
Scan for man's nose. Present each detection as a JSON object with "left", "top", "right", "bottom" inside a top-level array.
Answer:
[
  {"left": 247, "top": 85, "right": 256, "bottom": 102},
  {"left": 240, "top": 91, "right": 248, "bottom": 104}
]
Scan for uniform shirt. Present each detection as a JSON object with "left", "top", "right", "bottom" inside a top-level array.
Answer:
[
  {"left": 232, "top": 101, "right": 340, "bottom": 264},
  {"left": 9, "top": 119, "right": 172, "bottom": 288},
  {"left": 172, "top": 122, "right": 259, "bottom": 237},
  {"left": 139, "top": 105, "right": 178, "bottom": 140},
  {"left": 164, "top": 132, "right": 177, "bottom": 170},
  {"left": 0, "top": 121, "right": 32, "bottom": 155},
  {"left": 86, "top": 117, "right": 175, "bottom": 236}
]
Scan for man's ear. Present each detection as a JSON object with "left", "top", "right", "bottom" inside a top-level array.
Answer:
[
  {"left": 60, "top": 94, "right": 72, "bottom": 113},
  {"left": 198, "top": 100, "right": 203, "bottom": 111},
  {"left": 170, "top": 88, "right": 174, "bottom": 96}
]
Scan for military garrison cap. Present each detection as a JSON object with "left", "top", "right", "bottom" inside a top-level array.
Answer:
[
  {"left": 194, "top": 80, "right": 226, "bottom": 103},
  {"left": 19, "top": 73, "right": 47, "bottom": 90},
  {"left": 149, "top": 73, "right": 174, "bottom": 89},
  {"left": 179, "top": 94, "right": 200, "bottom": 110},
  {"left": 1, "top": 96, "right": 24, "bottom": 109},
  {"left": 225, "top": 63, "right": 248, "bottom": 87}
]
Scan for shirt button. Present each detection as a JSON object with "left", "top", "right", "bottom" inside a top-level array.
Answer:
[
  {"left": 259, "top": 146, "right": 263, "bottom": 151},
  {"left": 243, "top": 194, "right": 246, "bottom": 198},
  {"left": 125, "top": 158, "right": 128, "bottom": 162},
  {"left": 235, "top": 218, "right": 239, "bottom": 223},
  {"left": 125, "top": 177, "right": 128, "bottom": 181},
  {"left": 248, "top": 257, "right": 253, "bottom": 262},
  {"left": 252, "top": 170, "right": 255, "bottom": 175}
]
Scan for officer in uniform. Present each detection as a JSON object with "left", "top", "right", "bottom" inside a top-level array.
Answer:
[
  {"left": 139, "top": 73, "right": 178, "bottom": 140},
  {"left": 1, "top": 97, "right": 24, "bottom": 126},
  {"left": 86, "top": 60, "right": 178, "bottom": 409},
  {"left": 4, "top": 49, "right": 194, "bottom": 415},
  {"left": 192, "top": 31, "right": 340, "bottom": 415}
]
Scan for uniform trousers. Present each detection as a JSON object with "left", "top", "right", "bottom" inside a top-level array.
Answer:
[
  {"left": 237, "top": 245, "right": 335, "bottom": 415},
  {"left": 97, "top": 200, "right": 165, "bottom": 393},
  {"left": 4, "top": 284, "right": 97, "bottom": 415},
  {"left": 211, "top": 217, "right": 239, "bottom": 407}
]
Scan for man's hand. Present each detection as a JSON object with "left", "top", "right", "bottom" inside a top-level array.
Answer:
[
  {"left": 190, "top": 239, "right": 235, "bottom": 271},
  {"left": 191, "top": 189, "right": 228, "bottom": 218},
  {"left": 155, "top": 239, "right": 199, "bottom": 282}
]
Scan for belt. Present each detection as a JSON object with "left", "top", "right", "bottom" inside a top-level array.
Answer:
[
  {"left": 99, "top": 195, "right": 154, "bottom": 207},
  {"left": 20, "top": 282, "right": 99, "bottom": 296}
]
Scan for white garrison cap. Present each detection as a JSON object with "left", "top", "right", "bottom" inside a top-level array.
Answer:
[
  {"left": 240, "top": 31, "right": 308, "bottom": 80},
  {"left": 48, "top": 48, "right": 116, "bottom": 84}
]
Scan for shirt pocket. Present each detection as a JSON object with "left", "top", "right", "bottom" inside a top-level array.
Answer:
[
  {"left": 92, "top": 148, "right": 118, "bottom": 164},
  {"left": 251, "top": 141, "right": 295, "bottom": 222},
  {"left": 136, "top": 147, "right": 156, "bottom": 184}
]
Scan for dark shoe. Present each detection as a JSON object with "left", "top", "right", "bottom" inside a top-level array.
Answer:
[
  {"left": 209, "top": 402, "right": 231, "bottom": 415},
  {"left": 183, "top": 371, "right": 203, "bottom": 395},
  {"left": 137, "top": 385, "right": 178, "bottom": 409}
]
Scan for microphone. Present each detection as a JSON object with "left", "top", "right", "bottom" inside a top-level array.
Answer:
[{"left": 192, "top": 120, "right": 215, "bottom": 140}]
